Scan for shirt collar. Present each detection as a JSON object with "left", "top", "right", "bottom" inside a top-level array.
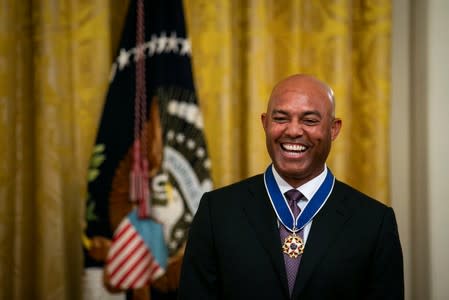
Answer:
[{"left": 271, "top": 164, "right": 328, "bottom": 201}]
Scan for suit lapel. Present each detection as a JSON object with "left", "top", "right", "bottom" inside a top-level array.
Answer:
[
  {"left": 242, "top": 175, "right": 290, "bottom": 298},
  {"left": 293, "top": 181, "right": 354, "bottom": 297}
]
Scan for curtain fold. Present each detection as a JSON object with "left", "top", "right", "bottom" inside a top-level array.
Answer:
[
  {"left": 0, "top": 2, "right": 35, "bottom": 300},
  {"left": 0, "top": 0, "right": 391, "bottom": 298}
]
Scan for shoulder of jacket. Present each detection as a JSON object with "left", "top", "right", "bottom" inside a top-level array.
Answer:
[
  {"left": 206, "top": 173, "right": 264, "bottom": 195},
  {"left": 333, "top": 179, "right": 390, "bottom": 211}
]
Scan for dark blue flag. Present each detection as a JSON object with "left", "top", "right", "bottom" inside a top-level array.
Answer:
[{"left": 82, "top": 0, "right": 212, "bottom": 298}]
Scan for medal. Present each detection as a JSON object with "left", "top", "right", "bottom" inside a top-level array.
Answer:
[
  {"left": 264, "top": 165, "right": 335, "bottom": 258},
  {"left": 282, "top": 233, "right": 304, "bottom": 258}
]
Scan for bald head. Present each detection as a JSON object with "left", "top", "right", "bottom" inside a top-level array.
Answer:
[{"left": 268, "top": 74, "right": 336, "bottom": 118}]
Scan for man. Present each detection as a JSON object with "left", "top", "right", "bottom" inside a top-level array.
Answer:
[{"left": 178, "top": 74, "right": 404, "bottom": 299}]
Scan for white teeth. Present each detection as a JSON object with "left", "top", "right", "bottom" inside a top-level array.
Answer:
[{"left": 283, "top": 144, "right": 306, "bottom": 152}]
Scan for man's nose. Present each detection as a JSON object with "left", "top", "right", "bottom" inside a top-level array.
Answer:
[{"left": 285, "top": 122, "right": 304, "bottom": 137}]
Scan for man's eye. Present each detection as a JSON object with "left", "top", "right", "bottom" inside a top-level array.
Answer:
[
  {"left": 304, "top": 119, "right": 319, "bottom": 125},
  {"left": 273, "top": 117, "right": 288, "bottom": 123}
]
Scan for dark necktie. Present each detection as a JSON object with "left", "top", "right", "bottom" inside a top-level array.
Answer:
[{"left": 279, "top": 189, "right": 303, "bottom": 295}]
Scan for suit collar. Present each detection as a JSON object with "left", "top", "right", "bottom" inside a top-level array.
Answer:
[
  {"left": 242, "top": 175, "right": 291, "bottom": 299},
  {"left": 292, "top": 180, "right": 354, "bottom": 297}
]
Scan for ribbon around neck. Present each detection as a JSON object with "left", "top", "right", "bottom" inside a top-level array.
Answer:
[{"left": 264, "top": 165, "right": 335, "bottom": 233}]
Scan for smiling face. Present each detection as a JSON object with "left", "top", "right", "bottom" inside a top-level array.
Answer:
[{"left": 261, "top": 75, "right": 341, "bottom": 187}]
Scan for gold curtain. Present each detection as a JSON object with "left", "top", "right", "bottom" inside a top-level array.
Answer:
[
  {"left": 0, "top": 0, "right": 391, "bottom": 299},
  {"left": 185, "top": 0, "right": 391, "bottom": 197}
]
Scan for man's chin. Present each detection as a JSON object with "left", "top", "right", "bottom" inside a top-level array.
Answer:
[
  {"left": 274, "top": 164, "right": 307, "bottom": 179},
  {"left": 275, "top": 159, "right": 307, "bottom": 171}
]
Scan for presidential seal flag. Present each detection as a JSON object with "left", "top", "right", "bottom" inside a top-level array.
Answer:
[{"left": 82, "top": 0, "right": 213, "bottom": 299}]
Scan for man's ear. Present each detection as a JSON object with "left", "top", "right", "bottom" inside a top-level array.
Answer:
[
  {"left": 331, "top": 118, "right": 342, "bottom": 141},
  {"left": 261, "top": 113, "right": 267, "bottom": 130}
]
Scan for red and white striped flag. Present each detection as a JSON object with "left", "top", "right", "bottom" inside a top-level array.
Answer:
[{"left": 105, "top": 209, "right": 166, "bottom": 289}]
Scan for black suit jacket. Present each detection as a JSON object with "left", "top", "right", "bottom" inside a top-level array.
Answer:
[{"left": 178, "top": 174, "right": 404, "bottom": 300}]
